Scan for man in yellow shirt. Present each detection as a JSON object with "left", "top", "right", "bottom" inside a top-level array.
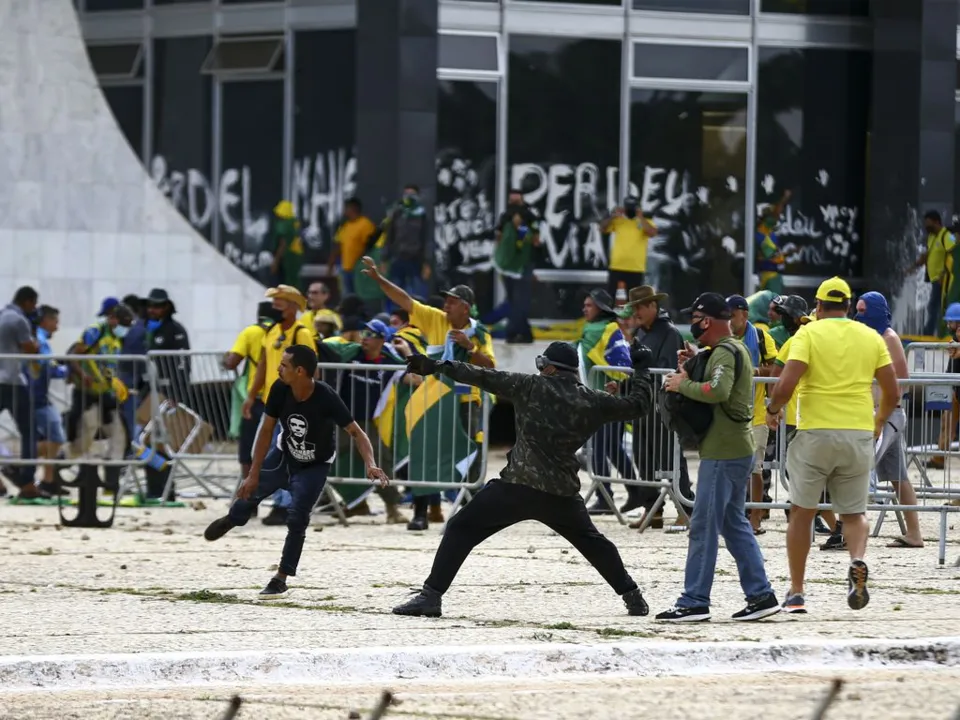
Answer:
[
  {"left": 726, "top": 295, "right": 777, "bottom": 534},
  {"left": 767, "top": 277, "right": 899, "bottom": 615},
  {"left": 224, "top": 301, "right": 279, "bottom": 482},
  {"left": 300, "top": 282, "right": 338, "bottom": 332},
  {"left": 327, "top": 198, "right": 377, "bottom": 296},
  {"left": 916, "top": 210, "right": 956, "bottom": 336},
  {"left": 361, "top": 256, "right": 494, "bottom": 528},
  {"left": 601, "top": 196, "right": 658, "bottom": 296},
  {"left": 242, "top": 285, "right": 315, "bottom": 525}
]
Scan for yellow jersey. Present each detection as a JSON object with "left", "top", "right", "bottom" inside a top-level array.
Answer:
[
  {"left": 230, "top": 324, "right": 268, "bottom": 397},
  {"left": 336, "top": 216, "right": 378, "bottom": 271},
  {"left": 410, "top": 301, "right": 495, "bottom": 404},
  {"left": 751, "top": 327, "right": 778, "bottom": 427},
  {"left": 608, "top": 216, "right": 652, "bottom": 273},
  {"left": 786, "top": 319, "right": 892, "bottom": 432},
  {"left": 260, "top": 321, "right": 315, "bottom": 399}
]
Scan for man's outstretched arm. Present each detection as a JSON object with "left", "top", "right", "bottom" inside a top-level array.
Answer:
[
  {"left": 407, "top": 355, "right": 531, "bottom": 402},
  {"left": 594, "top": 370, "right": 654, "bottom": 423}
]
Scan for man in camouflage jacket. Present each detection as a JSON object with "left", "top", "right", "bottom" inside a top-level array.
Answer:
[{"left": 392, "top": 340, "right": 655, "bottom": 618}]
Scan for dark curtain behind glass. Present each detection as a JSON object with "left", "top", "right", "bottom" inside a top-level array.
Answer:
[
  {"left": 102, "top": 85, "right": 143, "bottom": 163},
  {"left": 634, "top": 0, "right": 748, "bottom": 12},
  {"left": 761, "top": 0, "right": 868, "bottom": 15},
  {"left": 629, "top": 90, "right": 747, "bottom": 313},
  {"left": 756, "top": 47, "right": 870, "bottom": 280},
  {"left": 220, "top": 81, "right": 285, "bottom": 284},
  {"left": 293, "top": 30, "right": 357, "bottom": 269},
  {"left": 151, "top": 37, "right": 213, "bottom": 241},
  {"left": 86, "top": 0, "right": 143, "bottom": 9},
  {"left": 507, "top": 35, "right": 621, "bottom": 320},
  {"left": 436, "top": 80, "right": 498, "bottom": 313}
]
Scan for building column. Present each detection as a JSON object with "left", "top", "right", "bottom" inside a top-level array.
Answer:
[
  {"left": 866, "top": 0, "right": 957, "bottom": 321},
  {"left": 355, "top": 0, "right": 438, "bottom": 224}
]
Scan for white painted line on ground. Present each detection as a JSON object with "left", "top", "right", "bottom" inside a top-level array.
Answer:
[{"left": 2, "top": 637, "right": 959, "bottom": 693}]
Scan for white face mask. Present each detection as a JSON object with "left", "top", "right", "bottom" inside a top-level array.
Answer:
[{"left": 113, "top": 325, "right": 130, "bottom": 339}]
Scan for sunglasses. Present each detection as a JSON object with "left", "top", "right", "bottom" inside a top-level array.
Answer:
[
  {"left": 361, "top": 330, "right": 384, "bottom": 340},
  {"left": 273, "top": 332, "right": 287, "bottom": 350}
]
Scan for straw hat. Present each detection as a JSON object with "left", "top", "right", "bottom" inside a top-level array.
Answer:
[{"left": 265, "top": 285, "right": 307, "bottom": 312}]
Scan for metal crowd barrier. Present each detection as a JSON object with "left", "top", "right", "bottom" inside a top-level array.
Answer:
[
  {"left": 587, "top": 365, "right": 960, "bottom": 565},
  {"left": 0, "top": 353, "right": 160, "bottom": 503},
  {"left": 143, "top": 352, "right": 491, "bottom": 523}
]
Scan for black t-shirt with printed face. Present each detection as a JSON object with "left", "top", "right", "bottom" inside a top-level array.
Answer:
[{"left": 264, "top": 380, "right": 354, "bottom": 469}]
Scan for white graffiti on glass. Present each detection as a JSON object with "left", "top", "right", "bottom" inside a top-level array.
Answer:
[
  {"left": 151, "top": 150, "right": 355, "bottom": 274},
  {"left": 434, "top": 157, "right": 496, "bottom": 274}
]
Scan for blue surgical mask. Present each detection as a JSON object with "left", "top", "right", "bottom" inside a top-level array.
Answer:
[
  {"left": 147, "top": 319, "right": 162, "bottom": 332},
  {"left": 113, "top": 325, "right": 130, "bottom": 339}
]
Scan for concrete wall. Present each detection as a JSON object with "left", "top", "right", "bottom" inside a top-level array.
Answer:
[{"left": 0, "top": 0, "right": 266, "bottom": 353}]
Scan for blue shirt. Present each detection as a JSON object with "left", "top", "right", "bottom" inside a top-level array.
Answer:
[
  {"left": 119, "top": 319, "right": 148, "bottom": 386},
  {"left": 28, "top": 327, "right": 67, "bottom": 407}
]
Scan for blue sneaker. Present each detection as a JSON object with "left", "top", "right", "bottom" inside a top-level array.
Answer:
[{"left": 782, "top": 592, "right": 807, "bottom": 614}]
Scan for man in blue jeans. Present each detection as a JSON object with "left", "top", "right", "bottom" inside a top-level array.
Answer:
[
  {"left": 0, "top": 286, "right": 40, "bottom": 498},
  {"left": 204, "top": 344, "right": 389, "bottom": 598},
  {"left": 656, "top": 293, "right": 779, "bottom": 623}
]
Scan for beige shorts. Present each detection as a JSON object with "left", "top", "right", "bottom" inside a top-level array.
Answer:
[
  {"left": 752, "top": 425, "right": 769, "bottom": 474},
  {"left": 786, "top": 429, "right": 874, "bottom": 515}
]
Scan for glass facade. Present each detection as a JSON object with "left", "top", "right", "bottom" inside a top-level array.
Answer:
[{"left": 77, "top": 0, "right": 888, "bottom": 318}]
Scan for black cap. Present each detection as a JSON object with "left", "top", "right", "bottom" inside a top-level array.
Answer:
[
  {"left": 773, "top": 294, "right": 809, "bottom": 321},
  {"left": 440, "top": 285, "right": 476, "bottom": 306},
  {"left": 146, "top": 288, "right": 176, "bottom": 314},
  {"left": 588, "top": 288, "right": 615, "bottom": 316},
  {"left": 623, "top": 196, "right": 638, "bottom": 210},
  {"left": 726, "top": 294, "right": 749, "bottom": 312},
  {"left": 543, "top": 341, "right": 579, "bottom": 371},
  {"left": 682, "top": 292, "right": 732, "bottom": 320}
]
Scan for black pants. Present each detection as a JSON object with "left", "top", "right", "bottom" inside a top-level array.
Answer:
[
  {"left": 632, "top": 415, "right": 694, "bottom": 511},
  {"left": 424, "top": 480, "right": 637, "bottom": 595},
  {"left": 608, "top": 270, "right": 645, "bottom": 298}
]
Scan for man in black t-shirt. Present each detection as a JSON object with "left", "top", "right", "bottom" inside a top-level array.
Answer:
[{"left": 204, "top": 344, "right": 389, "bottom": 598}]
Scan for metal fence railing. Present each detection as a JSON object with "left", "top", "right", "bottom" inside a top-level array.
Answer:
[{"left": 587, "top": 365, "right": 960, "bottom": 565}]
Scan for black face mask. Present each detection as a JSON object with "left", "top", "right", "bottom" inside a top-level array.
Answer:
[
  {"left": 624, "top": 208, "right": 637, "bottom": 219},
  {"left": 508, "top": 203, "right": 524, "bottom": 215},
  {"left": 690, "top": 319, "right": 706, "bottom": 341},
  {"left": 781, "top": 316, "right": 798, "bottom": 335}
]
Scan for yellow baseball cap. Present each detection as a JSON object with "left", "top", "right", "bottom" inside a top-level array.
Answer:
[{"left": 815, "top": 276, "right": 852, "bottom": 303}]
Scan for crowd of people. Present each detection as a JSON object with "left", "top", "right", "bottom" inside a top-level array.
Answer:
[{"left": 0, "top": 286, "right": 189, "bottom": 501}]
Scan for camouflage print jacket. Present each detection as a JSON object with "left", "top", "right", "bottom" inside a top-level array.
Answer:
[{"left": 440, "top": 362, "right": 653, "bottom": 497}]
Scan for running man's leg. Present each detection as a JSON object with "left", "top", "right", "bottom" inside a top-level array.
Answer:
[
  {"left": 877, "top": 408, "right": 923, "bottom": 546},
  {"left": 278, "top": 463, "right": 329, "bottom": 578},
  {"left": 227, "top": 447, "right": 289, "bottom": 526},
  {"left": 784, "top": 431, "right": 831, "bottom": 597},
  {"left": 720, "top": 456, "right": 775, "bottom": 602}
]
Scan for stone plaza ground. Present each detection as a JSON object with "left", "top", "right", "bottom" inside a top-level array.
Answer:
[{"left": 2, "top": 451, "right": 960, "bottom": 718}]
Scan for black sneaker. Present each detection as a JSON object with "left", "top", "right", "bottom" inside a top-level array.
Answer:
[
  {"left": 618, "top": 497, "right": 643, "bottom": 515},
  {"left": 259, "top": 577, "right": 288, "bottom": 599},
  {"left": 782, "top": 592, "right": 807, "bottom": 614},
  {"left": 587, "top": 497, "right": 615, "bottom": 515},
  {"left": 406, "top": 516, "right": 428, "bottom": 532},
  {"left": 847, "top": 560, "right": 870, "bottom": 610},
  {"left": 204, "top": 516, "right": 236, "bottom": 542},
  {"left": 655, "top": 605, "right": 710, "bottom": 623},
  {"left": 820, "top": 533, "right": 846, "bottom": 551},
  {"left": 814, "top": 516, "right": 833, "bottom": 535},
  {"left": 732, "top": 592, "right": 781, "bottom": 622},
  {"left": 622, "top": 588, "right": 649, "bottom": 616},
  {"left": 392, "top": 586, "right": 442, "bottom": 618},
  {"left": 262, "top": 506, "right": 288, "bottom": 526}
]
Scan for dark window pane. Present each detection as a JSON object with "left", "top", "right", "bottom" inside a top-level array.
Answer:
[
  {"left": 202, "top": 37, "right": 284, "bottom": 74},
  {"left": 634, "top": 0, "right": 748, "bottom": 13},
  {"left": 629, "top": 90, "right": 747, "bottom": 313},
  {"left": 222, "top": 0, "right": 280, "bottom": 3},
  {"left": 954, "top": 102, "right": 960, "bottom": 226},
  {"left": 220, "top": 81, "right": 285, "bottom": 283},
  {"left": 439, "top": 34, "right": 499, "bottom": 72},
  {"left": 522, "top": 0, "right": 620, "bottom": 4},
  {"left": 154, "top": 0, "right": 211, "bottom": 5},
  {"left": 633, "top": 44, "right": 748, "bottom": 82},
  {"left": 102, "top": 85, "right": 143, "bottom": 161},
  {"left": 435, "top": 80, "right": 498, "bottom": 312},
  {"left": 151, "top": 37, "right": 214, "bottom": 243},
  {"left": 756, "top": 47, "right": 870, "bottom": 280},
  {"left": 761, "top": 0, "right": 868, "bottom": 16},
  {"left": 293, "top": 30, "right": 357, "bottom": 270},
  {"left": 87, "top": 43, "right": 143, "bottom": 78},
  {"left": 86, "top": 0, "right": 143, "bottom": 10},
  {"left": 508, "top": 36, "right": 621, "bottom": 319}
]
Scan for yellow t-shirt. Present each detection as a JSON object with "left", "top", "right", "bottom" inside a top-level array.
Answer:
[
  {"left": 336, "top": 216, "right": 377, "bottom": 271},
  {"left": 608, "top": 216, "right": 652, "bottom": 273},
  {"left": 751, "top": 327, "right": 778, "bottom": 427},
  {"left": 926, "top": 227, "right": 956, "bottom": 282},
  {"left": 260, "top": 321, "right": 315, "bottom": 399},
  {"left": 775, "top": 338, "right": 799, "bottom": 427},
  {"left": 410, "top": 301, "right": 495, "bottom": 404},
  {"left": 230, "top": 324, "right": 268, "bottom": 396},
  {"left": 787, "top": 319, "right": 892, "bottom": 432}
]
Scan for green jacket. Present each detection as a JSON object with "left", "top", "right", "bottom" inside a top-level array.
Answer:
[{"left": 677, "top": 337, "right": 754, "bottom": 460}]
